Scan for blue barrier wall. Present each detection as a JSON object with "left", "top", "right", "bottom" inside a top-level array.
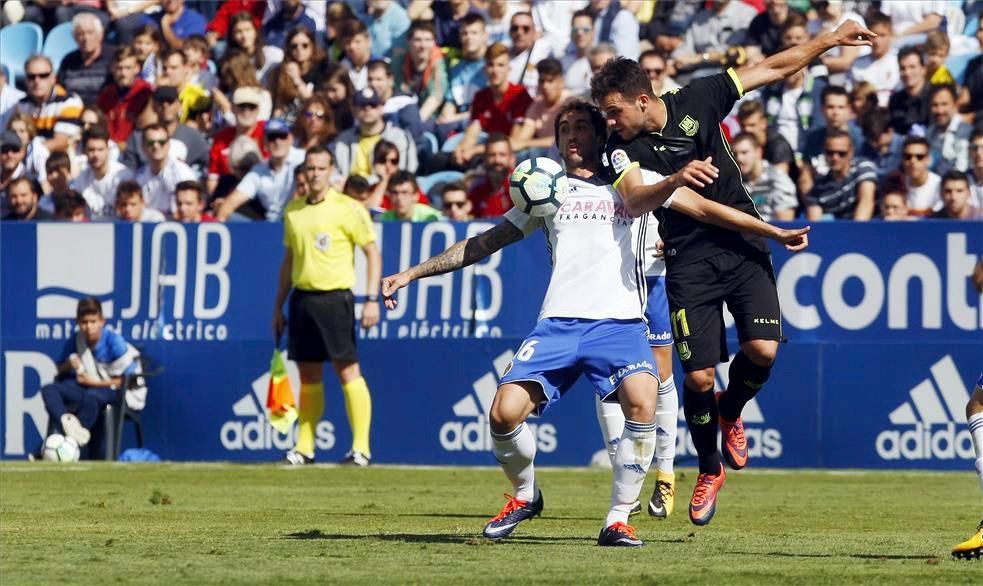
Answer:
[{"left": 1, "top": 220, "right": 980, "bottom": 468}]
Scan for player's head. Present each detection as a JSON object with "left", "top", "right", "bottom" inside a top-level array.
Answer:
[
  {"left": 590, "top": 57, "right": 657, "bottom": 141},
  {"left": 554, "top": 100, "right": 606, "bottom": 172}
]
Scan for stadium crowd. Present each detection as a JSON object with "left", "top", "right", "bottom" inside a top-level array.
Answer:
[{"left": 0, "top": 0, "right": 981, "bottom": 224}]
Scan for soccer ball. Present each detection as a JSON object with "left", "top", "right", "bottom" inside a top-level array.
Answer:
[
  {"left": 42, "top": 434, "right": 80, "bottom": 462},
  {"left": 509, "top": 157, "right": 569, "bottom": 216}
]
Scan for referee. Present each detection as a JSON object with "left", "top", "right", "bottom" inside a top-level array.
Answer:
[{"left": 273, "top": 146, "right": 382, "bottom": 466}]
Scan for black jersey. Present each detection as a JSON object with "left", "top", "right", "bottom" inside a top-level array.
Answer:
[{"left": 602, "top": 69, "right": 769, "bottom": 267}]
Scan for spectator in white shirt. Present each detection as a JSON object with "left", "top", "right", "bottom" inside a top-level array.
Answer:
[
  {"left": 880, "top": 1, "right": 946, "bottom": 42},
  {"left": 846, "top": 12, "right": 898, "bottom": 108},
  {"left": 71, "top": 125, "right": 133, "bottom": 218},
  {"left": 115, "top": 180, "right": 165, "bottom": 222},
  {"left": 901, "top": 135, "right": 943, "bottom": 217},
  {"left": 561, "top": 9, "right": 596, "bottom": 98},
  {"left": 508, "top": 11, "right": 552, "bottom": 97},
  {"left": 0, "top": 68, "right": 25, "bottom": 133},
  {"left": 135, "top": 123, "right": 197, "bottom": 214}
]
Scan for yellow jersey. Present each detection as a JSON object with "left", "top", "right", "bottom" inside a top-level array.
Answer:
[{"left": 282, "top": 189, "right": 376, "bottom": 291}]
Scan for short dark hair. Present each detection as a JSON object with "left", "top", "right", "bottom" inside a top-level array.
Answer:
[
  {"left": 7, "top": 176, "right": 36, "bottom": 196},
  {"left": 175, "top": 180, "right": 203, "bottom": 201},
  {"left": 553, "top": 100, "right": 606, "bottom": 152},
  {"left": 460, "top": 13, "right": 486, "bottom": 29},
  {"left": 116, "top": 180, "right": 144, "bottom": 202},
  {"left": 731, "top": 132, "right": 760, "bottom": 149},
  {"left": 972, "top": 127, "right": 983, "bottom": 143},
  {"left": 76, "top": 297, "right": 103, "bottom": 321},
  {"left": 591, "top": 57, "right": 654, "bottom": 104},
  {"left": 339, "top": 18, "right": 368, "bottom": 41},
  {"left": 143, "top": 122, "right": 170, "bottom": 138},
  {"left": 571, "top": 8, "right": 594, "bottom": 24},
  {"left": 860, "top": 108, "right": 892, "bottom": 140},
  {"left": 161, "top": 47, "right": 186, "bottom": 64},
  {"left": 737, "top": 99, "right": 766, "bottom": 120},
  {"left": 305, "top": 145, "right": 335, "bottom": 166},
  {"left": 866, "top": 11, "right": 891, "bottom": 30},
  {"left": 54, "top": 191, "right": 87, "bottom": 219},
  {"left": 898, "top": 45, "right": 923, "bottom": 66},
  {"left": 367, "top": 59, "right": 392, "bottom": 76},
  {"left": 440, "top": 181, "right": 468, "bottom": 198},
  {"left": 929, "top": 83, "right": 958, "bottom": 102},
  {"left": 941, "top": 169, "right": 970, "bottom": 188},
  {"left": 82, "top": 124, "right": 110, "bottom": 146},
  {"left": 408, "top": 19, "right": 436, "bottom": 38},
  {"left": 820, "top": 85, "right": 850, "bottom": 106},
  {"left": 45, "top": 150, "right": 71, "bottom": 174},
  {"left": 484, "top": 132, "right": 512, "bottom": 152},
  {"left": 902, "top": 135, "right": 930, "bottom": 150},
  {"left": 824, "top": 128, "right": 853, "bottom": 147},
  {"left": 638, "top": 49, "right": 662, "bottom": 63},
  {"left": 536, "top": 57, "right": 563, "bottom": 78},
  {"left": 343, "top": 175, "right": 371, "bottom": 197},
  {"left": 389, "top": 170, "right": 418, "bottom": 191}
]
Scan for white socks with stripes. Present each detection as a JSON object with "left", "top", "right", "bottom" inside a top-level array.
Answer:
[
  {"left": 606, "top": 418, "right": 657, "bottom": 527},
  {"left": 491, "top": 422, "right": 537, "bottom": 501},
  {"left": 655, "top": 376, "right": 679, "bottom": 475}
]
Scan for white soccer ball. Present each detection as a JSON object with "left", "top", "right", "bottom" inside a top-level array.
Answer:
[
  {"left": 42, "top": 434, "right": 80, "bottom": 462},
  {"left": 509, "top": 157, "right": 569, "bottom": 217}
]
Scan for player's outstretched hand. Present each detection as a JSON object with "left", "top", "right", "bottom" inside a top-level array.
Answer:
[
  {"left": 674, "top": 157, "right": 719, "bottom": 189},
  {"left": 772, "top": 225, "right": 811, "bottom": 252},
  {"left": 382, "top": 272, "right": 411, "bottom": 310},
  {"left": 831, "top": 19, "right": 875, "bottom": 47}
]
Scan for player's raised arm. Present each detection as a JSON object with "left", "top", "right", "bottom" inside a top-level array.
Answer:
[
  {"left": 381, "top": 221, "right": 526, "bottom": 310},
  {"left": 734, "top": 19, "right": 875, "bottom": 95},
  {"left": 614, "top": 157, "right": 720, "bottom": 218}
]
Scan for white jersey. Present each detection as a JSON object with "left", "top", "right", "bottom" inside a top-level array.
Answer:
[{"left": 505, "top": 173, "right": 647, "bottom": 321}]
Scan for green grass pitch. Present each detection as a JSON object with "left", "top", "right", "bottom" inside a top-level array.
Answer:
[{"left": 1, "top": 463, "right": 979, "bottom": 584}]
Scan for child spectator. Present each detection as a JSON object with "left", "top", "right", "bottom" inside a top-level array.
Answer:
[
  {"left": 115, "top": 179, "right": 165, "bottom": 222},
  {"left": 132, "top": 24, "right": 164, "bottom": 85},
  {"left": 43, "top": 150, "right": 74, "bottom": 212},
  {"left": 879, "top": 190, "right": 911, "bottom": 221},
  {"left": 54, "top": 190, "right": 89, "bottom": 222},
  {"left": 183, "top": 35, "right": 219, "bottom": 91},
  {"left": 173, "top": 180, "right": 217, "bottom": 222}
]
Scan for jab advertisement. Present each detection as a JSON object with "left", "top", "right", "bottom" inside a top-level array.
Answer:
[{"left": 1, "top": 221, "right": 980, "bottom": 468}]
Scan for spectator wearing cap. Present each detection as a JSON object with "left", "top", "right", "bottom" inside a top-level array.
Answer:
[
  {"left": 334, "top": 87, "right": 418, "bottom": 178},
  {"left": 366, "top": 60, "right": 424, "bottom": 141},
  {"left": 901, "top": 135, "right": 943, "bottom": 217},
  {"left": 731, "top": 132, "right": 797, "bottom": 221},
  {"left": 440, "top": 181, "right": 473, "bottom": 221},
  {"left": 218, "top": 118, "right": 305, "bottom": 222},
  {"left": 393, "top": 20, "right": 448, "bottom": 122},
  {"left": 366, "top": 0, "right": 411, "bottom": 58},
  {"left": 438, "top": 14, "right": 489, "bottom": 138},
  {"left": 845, "top": 12, "right": 897, "bottom": 109},
  {"left": 122, "top": 86, "right": 210, "bottom": 175},
  {"left": 0, "top": 131, "right": 26, "bottom": 198},
  {"left": 58, "top": 12, "right": 114, "bottom": 106},
  {"left": 135, "top": 123, "right": 198, "bottom": 214},
  {"left": 933, "top": 170, "right": 982, "bottom": 219},
  {"left": 926, "top": 84, "right": 972, "bottom": 174},
  {"left": 508, "top": 12, "right": 551, "bottom": 97},
  {"left": 173, "top": 180, "right": 217, "bottom": 223},
  {"left": 264, "top": 0, "right": 319, "bottom": 50},
  {"left": 804, "top": 130, "right": 877, "bottom": 221},
  {"left": 4, "top": 177, "right": 52, "bottom": 221},
  {"left": 151, "top": 0, "right": 207, "bottom": 50},
  {"left": 561, "top": 9, "right": 597, "bottom": 98},
  {"left": 453, "top": 43, "right": 532, "bottom": 168},
  {"left": 16, "top": 55, "right": 84, "bottom": 153},
  {"left": 72, "top": 125, "right": 134, "bottom": 218},
  {"left": 858, "top": 108, "right": 904, "bottom": 184},
  {"left": 589, "top": 0, "right": 640, "bottom": 61},
  {"left": 207, "top": 87, "right": 270, "bottom": 196},
  {"left": 340, "top": 19, "right": 378, "bottom": 91},
  {"left": 115, "top": 180, "right": 165, "bottom": 222},
  {"left": 380, "top": 171, "right": 442, "bottom": 222},
  {"left": 0, "top": 66, "right": 26, "bottom": 133},
  {"left": 888, "top": 46, "right": 930, "bottom": 135},
  {"left": 159, "top": 48, "right": 210, "bottom": 124},
  {"left": 96, "top": 47, "right": 154, "bottom": 146},
  {"left": 511, "top": 58, "right": 570, "bottom": 158}
]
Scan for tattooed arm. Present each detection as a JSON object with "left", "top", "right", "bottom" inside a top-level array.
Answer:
[{"left": 382, "top": 221, "right": 526, "bottom": 310}]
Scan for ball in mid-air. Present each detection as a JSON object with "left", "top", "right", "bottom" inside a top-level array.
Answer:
[{"left": 509, "top": 157, "right": 568, "bottom": 217}]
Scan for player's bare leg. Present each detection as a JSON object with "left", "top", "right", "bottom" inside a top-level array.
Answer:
[
  {"left": 482, "top": 382, "right": 545, "bottom": 540},
  {"left": 649, "top": 345, "right": 677, "bottom": 518},
  {"left": 683, "top": 367, "right": 726, "bottom": 525},
  {"left": 717, "top": 339, "right": 778, "bottom": 471},
  {"left": 952, "top": 376, "right": 983, "bottom": 560}
]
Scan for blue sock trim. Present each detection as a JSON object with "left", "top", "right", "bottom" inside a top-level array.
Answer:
[{"left": 624, "top": 419, "right": 657, "bottom": 433}]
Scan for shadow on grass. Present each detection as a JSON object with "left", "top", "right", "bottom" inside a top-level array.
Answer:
[
  {"left": 727, "top": 550, "right": 940, "bottom": 561},
  {"left": 281, "top": 529, "right": 593, "bottom": 545},
  {"left": 310, "top": 511, "right": 600, "bottom": 522}
]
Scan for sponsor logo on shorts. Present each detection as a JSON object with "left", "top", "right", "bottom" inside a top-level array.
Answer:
[
  {"left": 676, "top": 341, "right": 692, "bottom": 361},
  {"left": 753, "top": 317, "right": 780, "bottom": 326},
  {"left": 607, "top": 360, "right": 654, "bottom": 386}
]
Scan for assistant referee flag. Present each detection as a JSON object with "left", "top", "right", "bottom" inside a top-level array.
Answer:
[{"left": 265, "top": 350, "right": 297, "bottom": 434}]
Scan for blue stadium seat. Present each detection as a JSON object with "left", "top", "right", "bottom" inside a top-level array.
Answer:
[
  {"left": 0, "top": 22, "right": 44, "bottom": 84},
  {"left": 947, "top": 51, "right": 981, "bottom": 85},
  {"left": 440, "top": 131, "right": 488, "bottom": 153},
  {"left": 418, "top": 170, "right": 465, "bottom": 197},
  {"left": 43, "top": 22, "right": 79, "bottom": 73},
  {"left": 421, "top": 131, "right": 439, "bottom": 154}
]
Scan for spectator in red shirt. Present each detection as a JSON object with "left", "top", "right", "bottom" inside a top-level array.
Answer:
[
  {"left": 205, "top": 0, "right": 266, "bottom": 47},
  {"left": 97, "top": 47, "right": 154, "bottom": 147},
  {"left": 466, "top": 133, "right": 516, "bottom": 218},
  {"left": 453, "top": 42, "right": 532, "bottom": 167},
  {"left": 173, "top": 180, "right": 218, "bottom": 222},
  {"left": 207, "top": 87, "right": 269, "bottom": 196}
]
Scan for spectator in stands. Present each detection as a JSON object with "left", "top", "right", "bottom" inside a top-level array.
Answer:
[
  {"left": 759, "top": 52, "right": 827, "bottom": 154},
  {"left": 431, "top": 0, "right": 481, "bottom": 51},
  {"left": 453, "top": 43, "right": 532, "bottom": 167},
  {"left": 804, "top": 130, "right": 877, "bottom": 220},
  {"left": 366, "top": 60, "right": 423, "bottom": 139},
  {"left": 17, "top": 55, "right": 83, "bottom": 152},
  {"left": 44, "top": 151, "right": 75, "bottom": 210},
  {"left": 746, "top": 0, "right": 802, "bottom": 57},
  {"left": 466, "top": 133, "right": 514, "bottom": 218},
  {"left": 365, "top": 140, "right": 405, "bottom": 210},
  {"left": 5, "top": 112, "right": 48, "bottom": 188},
  {"left": 214, "top": 52, "right": 273, "bottom": 125},
  {"left": 343, "top": 175, "right": 373, "bottom": 211},
  {"left": 96, "top": 47, "right": 153, "bottom": 147},
  {"left": 589, "top": 0, "right": 640, "bottom": 61},
  {"left": 39, "top": 297, "right": 139, "bottom": 452},
  {"left": 888, "top": 47, "right": 931, "bottom": 134},
  {"left": 183, "top": 35, "right": 219, "bottom": 91},
  {"left": 923, "top": 31, "right": 955, "bottom": 87},
  {"left": 508, "top": 11, "right": 552, "bottom": 96},
  {"left": 486, "top": 0, "right": 523, "bottom": 45},
  {"left": 901, "top": 136, "right": 943, "bottom": 217},
  {"left": 340, "top": 19, "right": 376, "bottom": 91},
  {"left": 271, "top": 29, "right": 332, "bottom": 126},
  {"left": 511, "top": 58, "right": 570, "bottom": 157},
  {"left": 334, "top": 88, "right": 418, "bottom": 177},
  {"left": 54, "top": 190, "right": 89, "bottom": 222},
  {"left": 160, "top": 48, "right": 209, "bottom": 124},
  {"left": 926, "top": 84, "right": 972, "bottom": 174},
  {"left": 72, "top": 125, "right": 133, "bottom": 218},
  {"left": 366, "top": 0, "right": 411, "bottom": 58},
  {"left": 879, "top": 189, "right": 911, "bottom": 221},
  {"left": 812, "top": 1, "right": 868, "bottom": 84},
  {"left": 640, "top": 50, "right": 680, "bottom": 97},
  {"left": 205, "top": 0, "right": 265, "bottom": 48},
  {"left": 264, "top": 0, "right": 318, "bottom": 49},
  {"left": 587, "top": 43, "right": 617, "bottom": 78},
  {"left": 846, "top": 12, "right": 898, "bottom": 109},
  {"left": 325, "top": 66, "right": 356, "bottom": 133},
  {"left": 136, "top": 123, "right": 197, "bottom": 214},
  {"left": 173, "top": 180, "right": 216, "bottom": 222},
  {"left": 0, "top": 68, "right": 25, "bottom": 133},
  {"left": 858, "top": 108, "right": 904, "bottom": 183},
  {"left": 132, "top": 24, "right": 164, "bottom": 84},
  {"left": 671, "top": 0, "right": 756, "bottom": 78},
  {"left": 58, "top": 12, "right": 113, "bottom": 106},
  {"left": 208, "top": 87, "right": 269, "bottom": 196},
  {"left": 561, "top": 9, "right": 597, "bottom": 98},
  {"left": 3, "top": 177, "right": 52, "bottom": 221},
  {"left": 933, "top": 170, "right": 982, "bottom": 219},
  {"left": 850, "top": 81, "right": 880, "bottom": 120},
  {"left": 960, "top": 23, "right": 983, "bottom": 123},
  {"left": 380, "top": 171, "right": 442, "bottom": 222},
  {"left": 0, "top": 131, "right": 26, "bottom": 196},
  {"left": 731, "top": 132, "right": 797, "bottom": 221},
  {"left": 293, "top": 164, "right": 310, "bottom": 200},
  {"left": 438, "top": 14, "right": 488, "bottom": 136},
  {"left": 440, "top": 181, "right": 474, "bottom": 221},
  {"left": 153, "top": 0, "right": 207, "bottom": 50},
  {"left": 293, "top": 95, "right": 338, "bottom": 151},
  {"left": 227, "top": 12, "right": 283, "bottom": 86},
  {"left": 970, "top": 129, "right": 983, "bottom": 208},
  {"left": 799, "top": 86, "right": 864, "bottom": 195},
  {"left": 738, "top": 100, "right": 796, "bottom": 178},
  {"left": 880, "top": 2, "right": 946, "bottom": 42},
  {"left": 122, "top": 86, "right": 209, "bottom": 174},
  {"left": 325, "top": 3, "right": 358, "bottom": 60},
  {"left": 115, "top": 179, "right": 165, "bottom": 222},
  {"left": 394, "top": 20, "right": 447, "bottom": 123},
  {"left": 218, "top": 118, "right": 305, "bottom": 222}
]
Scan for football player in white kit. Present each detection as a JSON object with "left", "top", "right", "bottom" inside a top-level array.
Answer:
[{"left": 382, "top": 101, "right": 809, "bottom": 547}]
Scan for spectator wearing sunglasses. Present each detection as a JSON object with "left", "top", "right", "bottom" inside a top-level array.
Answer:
[
  {"left": 804, "top": 130, "right": 877, "bottom": 221},
  {"left": 639, "top": 50, "right": 680, "bottom": 97},
  {"left": 15, "top": 55, "right": 83, "bottom": 153},
  {"left": 440, "top": 182, "right": 473, "bottom": 221},
  {"left": 900, "top": 135, "right": 942, "bottom": 217},
  {"left": 508, "top": 12, "right": 551, "bottom": 97},
  {"left": 561, "top": 9, "right": 597, "bottom": 98},
  {"left": 207, "top": 87, "right": 270, "bottom": 197},
  {"left": 134, "top": 123, "right": 197, "bottom": 215},
  {"left": 121, "top": 86, "right": 210, "bottom": 176}
]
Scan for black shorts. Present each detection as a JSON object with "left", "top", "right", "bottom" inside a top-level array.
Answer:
[
  {"left": 665, "top": 250, "right": 784, "bottom": 372},
  {"left": 288, "top": 289, "right": 358, "bottom": 363}
]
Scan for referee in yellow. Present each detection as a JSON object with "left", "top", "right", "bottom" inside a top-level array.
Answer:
[{"left": 274, "top": 146, "right": 382, "bottom": 466}]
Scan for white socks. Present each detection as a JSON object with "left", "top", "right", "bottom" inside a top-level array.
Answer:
[
  {"left": 491, "top": 422, "right": 537, "bottom": 501},
  {"left": 606, "top": 419, "right": 657, "bottom": 527},
  {"left": 969, "top": 412, "right": 983, "bottom": 492},
  {"left": 595, "top": 396, "right": 625, "bottom": 466},
  {"left": 655, "top": 376, "right": 678, "bottom": 475}
]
